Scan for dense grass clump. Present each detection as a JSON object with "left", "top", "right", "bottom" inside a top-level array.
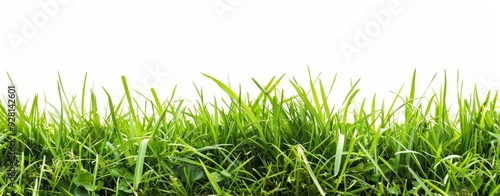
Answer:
[{"left": 1, "top": 70, "right": 500, "bottom": 195}]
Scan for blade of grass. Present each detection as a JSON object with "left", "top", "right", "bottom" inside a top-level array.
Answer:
[
  {"left": 133, "top": 138, "right": 149, "bottom": 190},
  {"left": 203, "top": 74, "right": 264, "bottom": 141},
  {"left": 199, "top": 158, "right": 223, "bottom": 195},
  {"left": 121, "top": 76, "right": 140, "bottom": 137},
  {"left": 407, "top": 166, "right": 433, "bottom": 195},
  {"left": 334, "top": 132, "right": 345, "bottom": 177},
  {"left": 297, "top": 144, "right": 326, "bottom": 196}
]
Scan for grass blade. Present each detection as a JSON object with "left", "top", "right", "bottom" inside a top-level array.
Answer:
[
  {"left": 133, "top": 138, "right": 149, "bottom": 190},
  {"left": 297, "top": 144, "right": 326, "bottom": 196},
  {"left": 334, "top": 132, "right": 345, "bottom": 177}
]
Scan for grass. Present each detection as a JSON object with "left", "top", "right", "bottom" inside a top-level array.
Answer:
[{"left": 1, "top": 69, "right": 499, "bottom": 195}]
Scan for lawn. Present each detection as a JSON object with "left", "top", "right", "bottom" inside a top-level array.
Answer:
[{"left": 1, "top": 69, "right": 499, "bottom": 195}]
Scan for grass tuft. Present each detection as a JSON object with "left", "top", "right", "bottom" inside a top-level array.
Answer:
[{"left": 1, "top": 69, "right": 499, "bottom": 195}]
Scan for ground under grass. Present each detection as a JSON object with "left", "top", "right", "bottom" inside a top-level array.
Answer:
[{"left": 1, "top": 70, "right": 500, "bottom": 195}]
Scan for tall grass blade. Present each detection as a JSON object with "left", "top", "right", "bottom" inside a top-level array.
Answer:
[
  {"left": 202, "top": 74, "right": 264, "bottom": 140},
  {"left": 199, "top": 158, "right": 223, "bottom": 195},
  {"left": 407, "top": 167, "right": 433, "bottom": 195},
  {"left": 121, "top": 76, "right": 141, "bottom": 137},
  {"left": 334, "top": 132, "right": 344, "bottom": 177},
  {"left": 297, "top": 144, "right": 326, "bottom": 196},
  {"left": 133, "top": 138, "right": 149, "bottom": 190}
]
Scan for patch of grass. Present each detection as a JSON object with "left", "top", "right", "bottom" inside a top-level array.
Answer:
[{"left": 1, "top": 69, "right": 499, "bottom": 195}]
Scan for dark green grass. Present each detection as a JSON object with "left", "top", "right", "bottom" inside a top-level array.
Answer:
[{"left": 1, "top": 69, "right": 499, "bottom": 195}]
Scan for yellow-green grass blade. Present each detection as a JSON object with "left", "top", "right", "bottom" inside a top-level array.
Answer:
[
  {"left": 297, "top": 144, "right": 326, "bottom": 196},
  {"left": 203, "top": 74, "right": 264, "bottom": 141},
  {"left": 334, "top": 132, "right": 344, "bottom": 177},
  {"left": 133, "top": 138, "right": 149, "bottom": 190},
  {"left": 121, "top": 76, "right": 141, "bottom": 137},
  {"left": 199, "top": 158, "right": 223, "bottom": 195}
]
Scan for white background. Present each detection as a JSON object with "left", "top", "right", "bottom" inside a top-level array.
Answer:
[{"left": 1, "top": 1, "right": 499, "bottom": 112}]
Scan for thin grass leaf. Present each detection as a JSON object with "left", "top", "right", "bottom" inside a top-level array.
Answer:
[
  {"left": 407, "top": 166, "right": 433, "bottom": 195},
  {"left": 334, "top": 132, "right": 345, "bottom": 177},
  {"left": 121, "top": 76, "right": 141, "bottom": 137},
  {"left": 203, "top": 74, "right": 264, "bottom": 140},
  {"left": 199, "top": 158, "right": 223, "bottom": 195},
  {"left": 133, "top": 138, "right": 149, "bottom": 190},
  {"left": 297, "top": 144, "right": 326, "bottom": 196}
]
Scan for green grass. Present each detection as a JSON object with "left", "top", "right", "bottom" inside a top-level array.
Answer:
[{"left": 1, "top": 69, "right": 500, "bottom": 195}]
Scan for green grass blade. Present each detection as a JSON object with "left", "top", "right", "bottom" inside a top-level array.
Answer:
[
  {"left": 297, "top": 144, "right": 326, "bottom": 196},
  {"left": 121, "top": 76, "right": 141, "bottom": 137},
  {"left": 334, "top": 132, "right": 344, "bottom": 177},
  {"left": 199, "top": 158, "right": 223, "bottom": 195},
  {"left": 203, "top": 74, "right": 264, "bottom": 140},
  {"left": 133, "top": 138, "right": 149, "bottom": 190}
]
